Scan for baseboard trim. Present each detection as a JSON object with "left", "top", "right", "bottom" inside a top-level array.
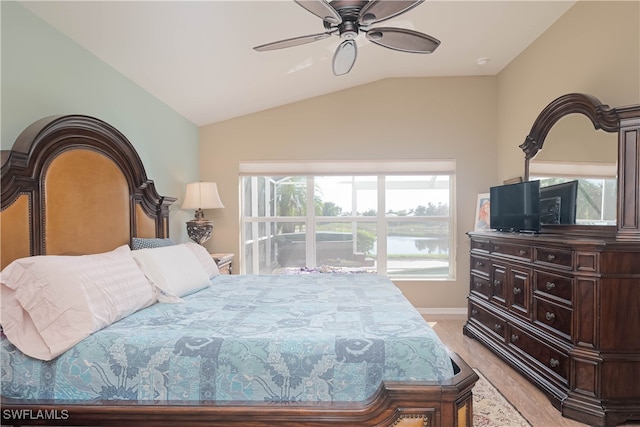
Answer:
[{"left": 417, "top": 307, "right": 467, "bottom": 315}]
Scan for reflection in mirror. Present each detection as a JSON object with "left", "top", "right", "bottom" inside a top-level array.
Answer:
[
  {"left": 529, "top": 113, "right": 618, "bottom": 226},
  {"left": 531, "top": 114, "right": 617, "bottom": 163}
]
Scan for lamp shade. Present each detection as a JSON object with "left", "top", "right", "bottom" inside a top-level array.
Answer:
[
  {"left": 333, "top": 39, "right": 357, "bottom": 76},
  {"left": 181, "top": 182, "right": 224, "bottom": 210}
]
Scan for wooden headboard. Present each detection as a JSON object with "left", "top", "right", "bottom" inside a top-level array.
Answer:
[{"left": 0, "top": 115, "right": 176, "bottom": 269}]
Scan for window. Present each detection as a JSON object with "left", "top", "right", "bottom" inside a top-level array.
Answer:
[
  {"left": 240, "top": 160, "right": 456, "bottom": 279},
  {"left": 531, "top": 161, "right": 617, "bottom": 225}
]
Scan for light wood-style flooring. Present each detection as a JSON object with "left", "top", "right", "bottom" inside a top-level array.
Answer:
[{"left": 423, "top": 314, "right": 605, "bottom": 427}]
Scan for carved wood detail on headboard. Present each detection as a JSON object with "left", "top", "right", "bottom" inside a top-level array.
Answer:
[{"left": 1, "top": 115, "right": 176, "bottom": 268}]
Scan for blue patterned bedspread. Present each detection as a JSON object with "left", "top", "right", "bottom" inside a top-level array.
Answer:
[{"left": 1, "top": 274, "right": 453, "bottom": 403}]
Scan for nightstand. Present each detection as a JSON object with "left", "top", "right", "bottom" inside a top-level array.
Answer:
[{"left": 211, "top": 253, "right": 234, "bottom": 275}]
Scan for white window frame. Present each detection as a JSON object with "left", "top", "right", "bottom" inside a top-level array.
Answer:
[{"left": 239, "top": 160, "right": 457, "bottom": 280}]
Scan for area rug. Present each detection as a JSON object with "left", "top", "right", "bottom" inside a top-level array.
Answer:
[{"left": 473, "top": 369, "right": 532, "bottom": 427}]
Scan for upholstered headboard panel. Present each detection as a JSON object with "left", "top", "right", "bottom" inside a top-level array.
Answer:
[{"left": 0, "top": 115, "right": 175, "bottom": 269}]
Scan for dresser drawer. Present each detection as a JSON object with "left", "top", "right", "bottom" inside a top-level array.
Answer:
[
  {"left": 469, "top": 303, "right": 507, "bottom": 342},
  {"left": 509, "top": 325, "right": 569, "bottom": 385},
  {"left": 535, "top": 247, "right": 573, "bottom": 269},
  {"left": 471, "top": 254, "right": 491, "bottom": 276},
  {"left": 470, "top": 274, "right": 492, "bottom": 300},
  {"left": 492, "top": 242, "right": 533, "bottom": 261},
  {"left": 471, "top": 238, "right": 491, "bottom": 253},
  {"left": 533, "top": 271, "right": 573, "bottom": 304},
  {"left": 533, "top": 298, "right": 572, "bottom": 341}
]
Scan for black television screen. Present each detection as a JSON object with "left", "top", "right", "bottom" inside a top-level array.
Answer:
[
  {"left": 490, "top": 180, "right": 541, "bottom": 232},
  {"left": 539, "top": 180, "right": 578, "bottom": 225}
]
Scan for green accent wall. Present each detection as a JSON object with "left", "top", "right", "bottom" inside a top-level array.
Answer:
[{"left": 1, "top": 2, "right": 199, "bottom": 242}]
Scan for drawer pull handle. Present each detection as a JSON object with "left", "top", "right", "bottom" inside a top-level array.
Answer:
[
  {"left": 476, "top": 261, "right": 484, "bottom": 267},
  {"left": 494, "top": 245, "right": 500, "bottom": 250},
  {"left": 550, "top": 358, "right": 560, "bottom": 368},
  {"left": 475, "top": 281, "right": 483, "bottom": 288},
  {"left": 513, "top": 287, "right": 522, "bottom": 295},
  {"left": 494, "top": 324, "right": 502, "bottom": 331},
  {"left": 511, "top": 334, "right": 519, "bottom": 342},
  {"left": 493, "top": 279, "right": 501, "bottom": 287},
  {"left": 519, "top": 249, "right": 527, "bottom": 256},
  {"left": 545, "top": 312, "right": 556, "bottom": 322},
  {"left": 546, "top": 281, "right": 556, "bottom": 290},
  {"left": 471, "top": 309, "right": 478, "bottom": 317},
  {"left": 547, "top": 254, "right": 556, "bottom": 261}
]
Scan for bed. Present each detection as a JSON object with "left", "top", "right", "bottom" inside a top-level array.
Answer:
[{"left": 0, "top": 115, "right": 478, "bottom": 426}]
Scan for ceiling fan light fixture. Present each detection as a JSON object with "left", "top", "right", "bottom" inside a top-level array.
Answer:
[
  {"left": 341, "top": 31, "right": 357, "bottom": 40},
  {"left": 339, "top": 20, "right": 359, "bottom": 40},
  {"left": 333, "top": 39, "right": 357, "bottom": 76}
]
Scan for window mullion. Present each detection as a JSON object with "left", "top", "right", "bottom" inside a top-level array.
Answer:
[
  {"left": 250, "top": 177, "right": 260, "bottom": 274},
  {"left": 351, "top": 176, "right": 358, "bottom": 256},
  {"left": 448, "top": 174, "right": 456, "bottom": 280},
  {"left": 265, "top": 179, "right": 273, "bottom": 272},
  {"left": 306, "top": 176, "right": 316, "bottom": 268},
  {"left": 377, "top": 176, "right": 387, "bottom": 275}
]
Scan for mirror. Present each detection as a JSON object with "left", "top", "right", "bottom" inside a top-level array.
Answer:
[
  {"left": 520, "top": 93, "right": 640, "bottom": 240},
  {"left": 529, "top": 113, "right": 618, "bottom": 226},
  {"left": 531, "top": 113, "right": 617, "bottom": 163}
]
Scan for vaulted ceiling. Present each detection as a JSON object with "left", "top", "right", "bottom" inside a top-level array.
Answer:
[{"left": 23, "top": 1, "right": 576, "bottom": 126}]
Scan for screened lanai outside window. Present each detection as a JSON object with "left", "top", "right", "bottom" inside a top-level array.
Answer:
[
  {"left": 239, "top": 161, "right": 455, "bottom": 279},
  {"left": 530, "top": 161, "right": 617, "bottom": 225}
]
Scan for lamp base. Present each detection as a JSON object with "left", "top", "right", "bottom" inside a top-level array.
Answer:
[{"left": 186, "top": 218, "right": 213, "bottom": 246}]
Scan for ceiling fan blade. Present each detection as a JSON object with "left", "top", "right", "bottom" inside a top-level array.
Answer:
[
  {"left": 333, "top": 40, "right": 357, "bottom": 76},
  {"left": 366, "top": 27, "right": 440, "bottom": 53},
  {"left": 359, "top": 0, "right": 424, "bottom": 26},
  {"left": 253, "top": 32, "right": 332, "bottom": 52},
  {"left": 294, "top": 0, "right": 342, "bottom": 25}
]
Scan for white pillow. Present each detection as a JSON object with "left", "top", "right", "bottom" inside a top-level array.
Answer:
[
  {"left": 0, "top": 245, "right": 155, "bottom": 361},
  {"left": 131, "top": 244, "right": 211, "bottom": 298},
  {"left": 183, "top": 242, "right": 220, "bottom": 279}
]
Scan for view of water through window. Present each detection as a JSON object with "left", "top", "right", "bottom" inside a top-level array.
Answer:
[{"left": 241, "top": 171, "right": 455, "bottom": 279}]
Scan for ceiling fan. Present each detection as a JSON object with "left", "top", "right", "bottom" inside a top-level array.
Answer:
[{"left": 253, "top": 0, "right": 440, "bottom": 76}]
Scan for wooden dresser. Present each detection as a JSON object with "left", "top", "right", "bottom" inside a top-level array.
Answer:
[
  {"left": 464, "top": 93, "right": 640, "bottom": 427},
  {"left": 464, "top": 231, "right": 640, "bottom": 426}
]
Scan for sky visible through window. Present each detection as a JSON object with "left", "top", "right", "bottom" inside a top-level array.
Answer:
[{"left": 316, "top": 176, "right": 449, "bottom": 214}]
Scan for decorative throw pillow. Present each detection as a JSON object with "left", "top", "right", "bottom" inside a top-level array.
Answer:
[{"left": 131, "top": 237, "right": 175, "bottom": 250}]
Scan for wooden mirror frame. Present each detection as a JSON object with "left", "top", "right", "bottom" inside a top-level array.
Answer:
[{"left": 519, "top": 93, "right": 640, "bottom": 241}]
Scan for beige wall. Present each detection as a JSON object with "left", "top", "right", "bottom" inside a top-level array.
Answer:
[
  {"left": 200, "top": 77, "right": 498, "bottom": 309},
  {"left": 496, "top": 1, "right": 640, "bottom": 182},
  {"left": 200, "top": 1, "right": 640, "bottom": 309}
]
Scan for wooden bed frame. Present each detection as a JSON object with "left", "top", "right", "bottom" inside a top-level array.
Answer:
[{"left": 0, "top": 115, "right": 478, "bottom": 426}]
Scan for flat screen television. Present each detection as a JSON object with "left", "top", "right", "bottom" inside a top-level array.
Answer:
[
  {"left": 489, "top": 180, "right": 541, "bottom": 232},
  {"left": 539, "top": 180, "right": 578, "bottom": 225}
]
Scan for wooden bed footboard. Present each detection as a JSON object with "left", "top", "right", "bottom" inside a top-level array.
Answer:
[{"left": 1, "top": 352, "right": 477, "bottom": 427}]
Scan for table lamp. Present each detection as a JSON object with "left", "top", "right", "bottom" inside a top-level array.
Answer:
[{"left": 181, "top": 182, "right": 224, "bottom": 245}]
